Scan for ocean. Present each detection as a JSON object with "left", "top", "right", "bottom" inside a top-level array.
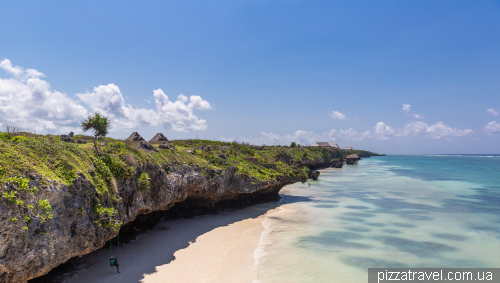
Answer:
[{"left": 253, "top": 155, "right": 500, "bottom": 283}]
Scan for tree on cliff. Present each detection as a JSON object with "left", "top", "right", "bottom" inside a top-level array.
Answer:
[{"left": 81, "top": 111, "right": 111, "bottom": 156}]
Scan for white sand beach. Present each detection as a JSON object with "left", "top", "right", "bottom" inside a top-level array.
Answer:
[{"left": 66, "top": 202, "right": 278, "bottom": 283}]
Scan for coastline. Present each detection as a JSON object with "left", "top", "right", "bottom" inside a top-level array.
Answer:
[
  {"left": 59, "top": 202, "right": 279, "bottom": 283},
  {"left": 141, "top": 206, "right": 280, "bottom": 283}
]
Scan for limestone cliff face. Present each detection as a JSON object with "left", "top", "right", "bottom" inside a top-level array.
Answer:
[
  {"left": 0, "top": 158, "right": 329, "bottom": 283},
  {"left": 300, "top": 148, "right": 342, "bottom": 168}
]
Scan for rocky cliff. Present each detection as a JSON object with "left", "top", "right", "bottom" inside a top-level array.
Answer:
[{"left": 0, "top": 143, "right": 343, "bottom": 283}]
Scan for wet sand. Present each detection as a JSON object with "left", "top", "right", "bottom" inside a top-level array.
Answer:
[{"left": 66, "top": 202, "right": 278, "bottom": 283}]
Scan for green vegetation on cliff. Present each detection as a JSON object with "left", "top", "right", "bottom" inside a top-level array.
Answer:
[{"left": 0, "top": 132, "right": 381, "bottom": 197}]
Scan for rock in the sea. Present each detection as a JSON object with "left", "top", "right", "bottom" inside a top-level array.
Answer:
[
  {"left": 333, "top": 161, "right": 343, "bottom": 168},
  {"left": 77, "top": 139, "right": 87, "bottom": 144},
  {"left": 140, "top": 140, "right": 158, "bottom": 152},
  {"left": 309, "top": 171, "right": 320, "bottom": 180}
]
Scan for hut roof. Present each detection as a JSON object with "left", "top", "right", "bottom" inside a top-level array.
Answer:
[
  {"left": 345, "top": 147, "right": 353, "bottom": 150},
  {"left": 345, "top": 154, "right": 359, "bottom": 159},
  {"left": 310, "top": 142, "right": 333, "bottom": 147},
  {"left": 126, "top": 132, "right": 145, "bottom": 141},
  {"left": 150, "top": 133, "right": 168, "bottom": 142}
]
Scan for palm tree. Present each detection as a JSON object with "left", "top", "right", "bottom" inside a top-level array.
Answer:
[{"left": 81, "top": 111, "right": 111, "bottom": 156}]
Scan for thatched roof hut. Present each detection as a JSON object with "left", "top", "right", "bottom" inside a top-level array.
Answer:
[
  {"left": 126, "top": 132, "right": 145, "bottom": 142},
  {"left": 150, "top": 133, "right": 168, "bottom": 142},
  {"left": 345, "top": 154, "right": 360, "bottom": 165},
  {"left": 345, "top": 147, "right": 353, "bottom": 151}
]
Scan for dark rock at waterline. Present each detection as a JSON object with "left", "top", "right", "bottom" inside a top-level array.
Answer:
[
  {"left": 309, "top": 171, "right": 320, "bottom": 180},
  {"left": 333, "top": 161, "right": 343, "bottom": 168}
]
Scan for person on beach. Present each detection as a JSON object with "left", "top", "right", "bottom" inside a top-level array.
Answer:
[{"left": 110, "top": 256, "right": 120, "bottom": 273}]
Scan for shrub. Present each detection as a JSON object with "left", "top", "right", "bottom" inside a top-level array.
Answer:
[
  {"left": 90, "top": 156, "right": 113, "bottom": 183},
  {"left": 137, "top": 172, "right": 150, "bottom": 191},
  {"left": 101, "top": 155, "right": 129, "bottom": 179},
  {"left": 0, "top": 132, "right": 9, "bottom": 140},
  {"left": 94, "top": 204, "right": 122, "bottom": 231},
  {"left": 240, "top": 146, "right": 254, "bottom": 156},
  {"left": 11, "top": 136, "right": 27, "bottom": 143},
  {"left": 56, "top": 161, "right": 76, "bottom": 185}
]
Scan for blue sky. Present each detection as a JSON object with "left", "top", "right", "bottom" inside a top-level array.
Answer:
[{"left": 1, "top": 0, "right": 499, "bottom": 154}]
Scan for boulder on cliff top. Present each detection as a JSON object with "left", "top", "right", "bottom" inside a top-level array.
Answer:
[
  {"left": 60, "top": 133, "right": 74, "bottom": 143},
  {"left": 140, "top": 140, "right": 158, "bottom": 152},
  {"left": 159, "top": 142, "right": 176, "bottom": 150}
]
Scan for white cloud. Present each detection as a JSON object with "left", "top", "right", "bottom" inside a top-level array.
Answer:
[
  {"left": 0, "top": 59, "right": 214, "bottom": 134},
  {"left": 0, "top": 59, "right": 44, "bottom": 80},
  {"left": 222, "top": 128, "right": 369, "bottom": 146},
  {"left": 188, "top": 95, "right": 213, "bottom": 110},
  {"left": 400, "top": 121, "right": 474, "bottom": 139},
  {"left": 76, "top": 85, "right": 213, "bottom": 132},
  {"left": 402, "top": 103, "right": 423, "bottom": 119},
  {"left": 485, "top": 121, "right": 500, "bottom": 135},
  {"left": 329, "top": 111, "right": 346, "bottom": 120},
  {"left": 0, "top": 59, "right": 88, "bottom": 133},
  {"left": 337, "top": 128, "right": 370, "bottom": 141},
  {"left": 153, "top": 89, "right": 211, "bottom": 131},
  {"left": 401, "top": 121, "right": 428, "bottom": 136},
  {"left": 177, "top": 94, "right": 188, "bottom": 103},
  {"left": 487, "top": 108, "right": 498, "bottom": 116},
  {"left": 374, "top": 122, "right": 395, "bottom": 140}
]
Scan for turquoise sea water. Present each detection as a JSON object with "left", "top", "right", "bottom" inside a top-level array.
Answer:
[{"left": 254, "top": 155, "right": 500, "bottom": 283}]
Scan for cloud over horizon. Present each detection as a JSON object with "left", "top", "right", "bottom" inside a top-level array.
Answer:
[
  {"left": 0, "top": 59, "right": 213, "bottom": 133},
  {"left": 221, "top": 127, "right": 370, "bottom": 146},
  {"left": 485, "top": 121, "right": 500, "bottom": 135},
  {"left": 374, "top": 122, "right": 395, "bottom": 140},
  {"left": 398, "top": 121, "right": 474, "bottom": 139}
]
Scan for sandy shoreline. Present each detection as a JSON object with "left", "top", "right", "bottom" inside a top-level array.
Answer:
[
  {"left": 65, "top": 202, "right": 279, "bottom": 283},
  {"left": 142, "top": 207, "right": 279, "bottom": 283}
]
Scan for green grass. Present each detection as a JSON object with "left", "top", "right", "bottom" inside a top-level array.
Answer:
[
  {"left": 0, "top": 132, "right": 380, "bottom": 193},
  {"left": 0, "top": 132, "right": 382, "bottom": 233}
]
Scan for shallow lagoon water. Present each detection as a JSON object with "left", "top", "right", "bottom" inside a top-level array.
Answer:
[{"left": 254, "top": 155, "right": 500, "bottom": 283}]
